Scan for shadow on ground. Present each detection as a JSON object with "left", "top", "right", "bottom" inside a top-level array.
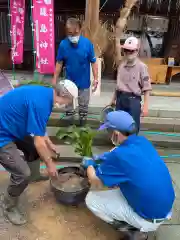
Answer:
[{"left": 0, "top": 173, "right": 119, "bottom": 240}]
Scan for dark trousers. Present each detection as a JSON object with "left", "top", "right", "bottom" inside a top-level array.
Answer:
[
  {"left": 66, "top": 88, "right": 90, "bottom": 119},
  {"left": 116, "top": 91, "right": 141, "bottom": 132},
  {"left": 0, "top": 136, "right": 40, "bottom": 197}
]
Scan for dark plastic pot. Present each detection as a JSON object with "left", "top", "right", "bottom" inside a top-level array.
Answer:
[{"left": 50, "top": 166, "right": 90, "bottom": 206}]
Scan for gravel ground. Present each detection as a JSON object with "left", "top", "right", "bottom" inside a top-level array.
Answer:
[{"left": 0, "top": 173, "right": 120, "bottom": 240}]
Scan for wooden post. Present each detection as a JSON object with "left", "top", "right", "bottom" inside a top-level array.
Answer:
[
  {"left": 85, "top": 0, "right": 101, "bottom": 97},
  {"left": 84, "top": 0, "right": 100, "bottom": 38},
  {"left": 90, "top": 0, "right": 100, "bottom": 34},
  {"left": 85, "top": 0, "right": 91, "bottom": 29}
]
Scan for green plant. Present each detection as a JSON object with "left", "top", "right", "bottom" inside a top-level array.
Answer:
[{"left": 56, "top": 125, "right": 97, "bottom": 157}]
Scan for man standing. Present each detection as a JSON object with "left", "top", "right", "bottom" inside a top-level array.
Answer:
[
  {"left": 53, "top": 18, "right": 98, "bottom": 126},
  {"left": 110, "top": 37, "right": 152, "bottom": 132},
  {"left": 83, "top": 111, "right": 175, "bottom": 240},
  {"left": 0, "top": 80, "right": 78, "bottom": 225}
]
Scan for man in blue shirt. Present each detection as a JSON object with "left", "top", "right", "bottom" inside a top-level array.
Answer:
[
  {"left": 53, "top": 18, "right": 98, "bottom": 126},
  {"left": 83, "top": 111, "right": 175, "bottom": 240},
  {"left": 0, "top": 80, "right": 78, "bottom": 226}
]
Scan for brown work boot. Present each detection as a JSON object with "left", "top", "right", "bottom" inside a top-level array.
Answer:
[{"left": 2, "top": 192, "right": 27, "bottom": 225}]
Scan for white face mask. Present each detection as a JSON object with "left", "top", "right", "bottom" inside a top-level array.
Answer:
[
  {"left": 68, "top": 36, "right": 80, "bottom": 44},
  {"left": 111, "top": 132, "right": 119, "bottom": 146}
]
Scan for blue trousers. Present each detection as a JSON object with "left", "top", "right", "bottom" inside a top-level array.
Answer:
[{"left": 116, "top": 91, "right": 141, "bottom": 132}]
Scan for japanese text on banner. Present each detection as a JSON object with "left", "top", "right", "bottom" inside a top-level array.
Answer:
[
  {"left": 32, "top": 0, "right": 55, "bottom": 74},
  {"left": 10, "top": 0, "right": 25, "bottom": 64}
]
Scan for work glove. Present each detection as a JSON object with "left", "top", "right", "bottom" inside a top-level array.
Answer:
[
  {"left": 81, "top": 157, "right": 96, "bottom": 169},
  {"left": 93, "top": 152, "right": 109, "bottom": 162},
  {"left": 81, "top": 152, "right": 109, "bottom": 169}
]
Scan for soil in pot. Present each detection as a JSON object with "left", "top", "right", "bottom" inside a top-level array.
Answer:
[{"left": 52, "top": 173, "right": 85, "bottom": 192}]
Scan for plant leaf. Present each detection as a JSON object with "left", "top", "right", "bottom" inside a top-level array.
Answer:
[{"left": 56, "top": 125, "right": 97, "bottom": 157}]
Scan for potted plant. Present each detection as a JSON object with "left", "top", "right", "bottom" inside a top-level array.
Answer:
[
  {"left": 56, "top": 125, "right": 97, "bottom": 157},
  {"left": 50, "top": 125, "right": 97, "bottom": 205}
]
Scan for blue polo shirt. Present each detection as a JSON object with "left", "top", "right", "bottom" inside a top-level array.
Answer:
[
  {"left": 96, "top": 135, "right": 175, "bottom": 219},
  {"left": 56, "top": 36, "right": 96, "bottom": 89},
  {"left": 0, "top": 85, "right": 53, "bottom": 147}
]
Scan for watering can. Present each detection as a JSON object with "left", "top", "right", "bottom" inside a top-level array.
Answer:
[{"left": 100, "top": 104, "right": 115, "bottom": 123}]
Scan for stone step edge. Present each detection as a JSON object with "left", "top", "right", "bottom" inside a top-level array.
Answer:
[
  {"left": 51, "top": 144, "right": 180, "bottom": 159},
  {"left": 52, "top": 108, "right": 180, "bottom": 119},
  {"left": 47, "top": 118, "right": 180, "bottom": 133},
  {"left": 47, "top": 145, "right": 180, "bottom": 162},
  {"left": 50, "top": 113, "right": 180, "bottom": 124},
  {"left": 48, "top": 128, "right": 180, "bottom": 149}
]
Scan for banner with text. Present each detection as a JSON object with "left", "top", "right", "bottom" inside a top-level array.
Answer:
[
  {"left": 32, "top": 0, "right": 55, "bottom": 74},
  {"left": 10, "top": 0, "right": 25, "bottom": 64}
]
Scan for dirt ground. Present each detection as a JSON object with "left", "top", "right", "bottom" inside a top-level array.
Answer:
[{"left": 0, "top": 172, "right": 120, "bottom": 240}]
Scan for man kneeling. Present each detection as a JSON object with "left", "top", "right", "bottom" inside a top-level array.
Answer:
[{"left": 83, "top": 111, "right": 175, "bottom": 240}]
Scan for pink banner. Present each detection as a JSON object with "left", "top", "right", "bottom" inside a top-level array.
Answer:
[
  {"left": 32, "top": 0, "right": 55, "bottom": 74},
  {"left": 10, "top": 0, "right": 25, "bottom": 64}
]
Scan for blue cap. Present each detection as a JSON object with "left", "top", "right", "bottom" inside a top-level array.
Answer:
[{"left": 98, "top": 110, "right": 136, "bottom": 133}]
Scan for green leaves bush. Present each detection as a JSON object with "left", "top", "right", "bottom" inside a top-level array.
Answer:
[{"left": 56, "top": 125, "right": 97, "bottom": 157}]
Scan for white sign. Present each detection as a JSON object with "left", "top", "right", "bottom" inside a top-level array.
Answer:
[
  {"left": 40, "top": 7, "right": 48, "bottom": 16},
  {"left": 40, "top": 58, "right": 49, "bottom": 64},
  {"left": 40, "top": 24, "right": 47, "bottom": 33},
  {"left": 40, "top": 41, "right": 48, "bottom": 49}
]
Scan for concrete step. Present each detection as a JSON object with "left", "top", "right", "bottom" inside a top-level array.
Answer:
[
  {"left": 51, "top": 145, "right": 180, "bottom": 162},
  {"left": 46, "top": 126, "right": 180, "bottom": 149},
  {"left": 52, "top": 107, "right": 180, "bottom": 119},
  {"left": 49, "top": 113, "right": 180, "bottom": 132}
]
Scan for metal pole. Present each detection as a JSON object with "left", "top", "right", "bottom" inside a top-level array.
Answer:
[
  {"left": 7, "top": 0, "right": 16, "bottom": 81},
  {"left": 30, "top": 0, "right": 38, "bottom": 80}
]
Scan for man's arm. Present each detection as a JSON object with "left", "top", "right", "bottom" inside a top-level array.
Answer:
[
  {"left": 52, "top": 61, "right": 63, "bottom": 85},
  {"left": 88, "top": 42, "right": 99, "bottom": 92},
  {"left": 44, "top": 135, "right": 59, "bottom": 157},
  {"left": 52, "top": 42, "right": 64, "bottom": 85},
  {"left": 91, "top": 62, "right": 98, "bottom": 81},
  {"left": 87, "top": 166, "right": 103, "bottom": 189},
  {"left": 143, "top": 90, "right": 150, "bottom": 116},
  {"left": 91, "top": 62, "right": 98, "bottom": 92},
  {"left": 140, "top": 64, "right": 152, "bottom": 117},
  {"left": 34, "top": 136, "right": 58, "bottom": 177},
  {"left": 94, "top": 150, "right": 128, "bottom": 188},
  {"left": 27, "top": 103, "right": 58, "bottom": 177}
]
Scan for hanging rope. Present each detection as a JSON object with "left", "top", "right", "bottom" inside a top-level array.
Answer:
[{"left": 7, "top": 0, "right": 16, "bottom": 81}]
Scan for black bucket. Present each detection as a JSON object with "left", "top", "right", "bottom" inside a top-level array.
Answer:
[{"left": 50, "top": 166, "right": 90, "bottom": 206}]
